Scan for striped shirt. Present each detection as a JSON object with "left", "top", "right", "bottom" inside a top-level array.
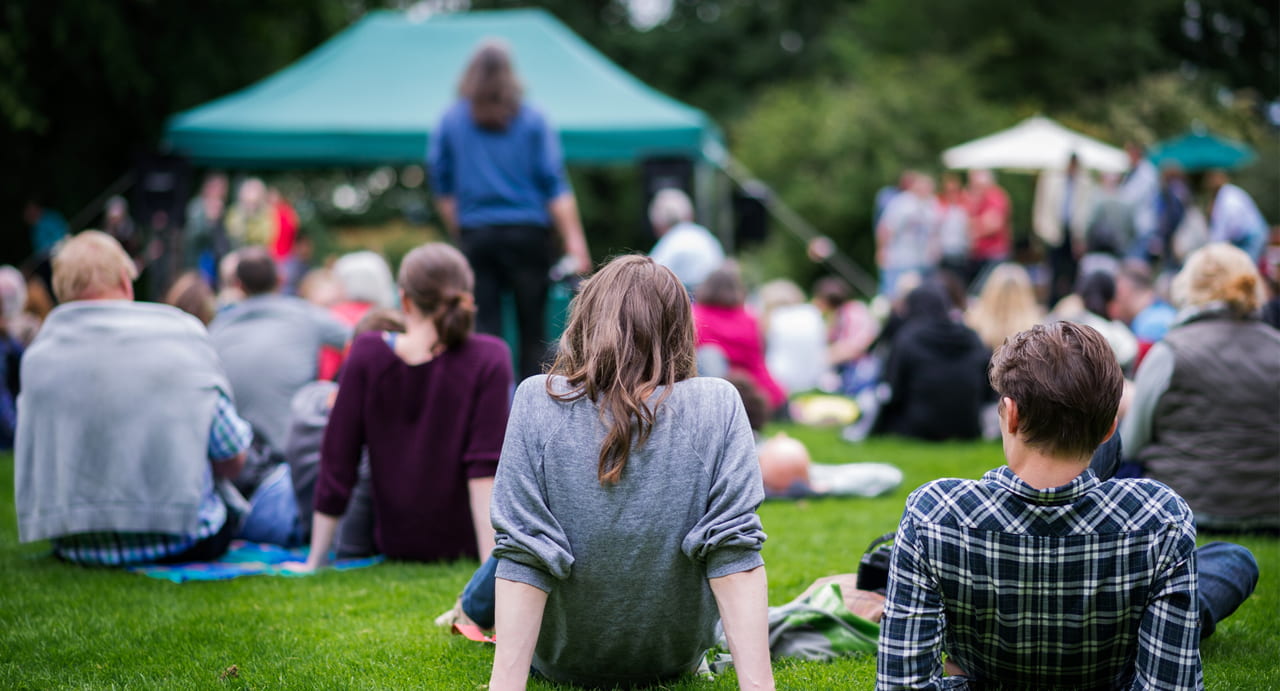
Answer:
[
  {"left": 877, "top": 466, "right": 1202, "bottom": 690},
  {"left": 52, "top": 393, "right": 252, "bottom": 566}
]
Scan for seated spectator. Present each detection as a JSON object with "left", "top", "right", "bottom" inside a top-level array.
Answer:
[
  {"left": 294, "top": 243, "right": 513, "bottom": 568},
  {"left": 965, "top": 262, "right": 1043, "bottom": 351},
  {"left": 164, "top": 271, "right": 217, "bottom": 326},
  {"left": 209, "top": 247, "right": 350, "bottom": 463},
  {"left": 1111, "top": 261, "right": 1176, "bottom": 365},
  {"left": 296, "top": 267, "right": 343, "bottom": 308},
  {"left": 284, "top": 308, "right": 406, "bottom": 555},
  {"left": 692, "top": 262, "right": 787, "bottom": 413},
  {"left": 317, "top": 251, "right": 398, "bottom": 381},
  {"left": 484, "top": 255, "right": 771, "bottom": 690},
  {"left": 14, "top": 232, "right": 251, "bottom": 565},
  {"left": 872, "top": 283, "right": 991, "bottom": 441},
  {"left": 647, "top": 187, "right": 725, "bottom": 294},
  {"left": 1123, "top": 243, "right": 1280, "bottom": 532},
  {"left": 758, "top": 279, "right": 829, "bottom": 395},
  {"left": 0, "top": 266, "right": 26, "bottom": 449},
  {"left": 878, "top": 322, "right": 1257, "bottom": 689},
  {"left": 215, "top": 251, "right": 244, "bottom": 309},
  {"left": 1051, "top": 270, "right": 1138, "bottom": 372},
  {"left": 813, "top": 276, "right": 880, "bottom": 396}
]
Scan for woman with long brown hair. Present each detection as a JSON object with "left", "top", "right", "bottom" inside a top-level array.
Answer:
[
  {"left": 295, "top": 243, "right": 513, "bottom": 569},
  {"left": 428, "top": 40, "right": 590, "bottom": 380},
  {"left": 482, "top": 255, "right": 773, "bottom": 690}
]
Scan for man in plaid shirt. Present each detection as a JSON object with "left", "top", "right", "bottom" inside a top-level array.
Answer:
[{"left": 878, "top": 322, "right": 1205, "bottom": 689}]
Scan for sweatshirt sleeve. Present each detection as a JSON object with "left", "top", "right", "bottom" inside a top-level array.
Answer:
[
  {"left": 682, "top": 383, "right": 767, "bottom": 579},
  {"left": 462, "top": 344, "right": 515, "bottom": 479},
  {"left": 313, "top": 336, "right": 371, "bottom": 516},
  {"left": 491, "top": 377, "right": 574, "bottom": 592}
]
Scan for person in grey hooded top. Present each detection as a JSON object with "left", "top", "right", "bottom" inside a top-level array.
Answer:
[{"left": 488, "top": 255, "right": 774, "bottom": 691}]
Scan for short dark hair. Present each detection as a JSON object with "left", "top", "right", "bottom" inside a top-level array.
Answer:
[
  {"left": 988, "top": 322, "right": 1122, "bottom": 459},
  {"left": 235, "top": 248, "right": 278, "bottom": 296}
]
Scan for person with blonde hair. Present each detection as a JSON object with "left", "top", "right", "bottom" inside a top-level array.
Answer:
[
  {"left": 15, "top": 231, "right": 253, "bottom": 565},
  {"left": 486, "top": 255, "right": 772, "bottom": 690},
  {"left": 429, "top": 40, "right": 590, "bottom": 378},
  {"left": 1122, "top": 242, "right": 1279, "bottom": 532},
  {"left": 965, "top": 263, "right": 1044, "bottom": 351},
  {"left": 295, "top": 243, "right": 513, "bottom": 568}
]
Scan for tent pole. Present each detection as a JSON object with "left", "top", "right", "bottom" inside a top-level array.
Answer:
[{"left": 716, "top": 154, "right": 879, "bottom": 298}]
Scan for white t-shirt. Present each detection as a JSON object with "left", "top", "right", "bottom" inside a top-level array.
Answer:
[{"left": 649, "top": 222, "right": 725, "bottom": 291}]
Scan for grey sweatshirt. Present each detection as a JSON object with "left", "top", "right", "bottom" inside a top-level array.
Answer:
[
  {"left": 491, "top": 375, "right": 767, "bottom": 687},
  {"left": 209, "top": 294, "right": 349, "bottom": 452}
]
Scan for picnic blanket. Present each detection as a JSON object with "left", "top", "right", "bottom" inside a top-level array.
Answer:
[{"left": 125, "top": 540, "right": 383, "bottom": 583}]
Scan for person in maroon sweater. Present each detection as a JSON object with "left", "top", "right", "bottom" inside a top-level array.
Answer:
[{"left": 298, "top": 243, "right": 513, "bottom": 568}]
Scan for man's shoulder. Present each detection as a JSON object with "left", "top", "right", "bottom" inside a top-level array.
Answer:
[
  {"left": 903, "top": 477, "right": 983, "bottom": 518},
  {"left": 1095, "top": 477, "right": 1195, "bottom": 528}
]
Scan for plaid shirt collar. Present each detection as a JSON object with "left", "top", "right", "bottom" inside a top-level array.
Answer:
[{"left": 984, "top": 465, "right": 1099, "bottom": 506}]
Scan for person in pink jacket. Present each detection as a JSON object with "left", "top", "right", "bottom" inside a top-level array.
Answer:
[{"left": 692, "top": 262, "right": 787, "bottom": 414}]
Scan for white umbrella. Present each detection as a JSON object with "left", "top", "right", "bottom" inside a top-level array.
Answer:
[{"left": 942, "top": 116, "right": 1129, "bottom": 173}]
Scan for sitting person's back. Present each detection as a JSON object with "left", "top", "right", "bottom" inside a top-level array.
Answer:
[
  {"left": 209, "top": 247, "right": 349, "bottom": 454},
  {"left": 878, "top": 322, "right": 1203, "bottom": 689},
  {"left": 16, "top": 232, "right": 251, "bottom": 565},
  {"left": 1122, "top": 243, "right": 1280, "bottom": 531},
  {"left": 874, "top": 283, "right": 990, "bottom": 441}
]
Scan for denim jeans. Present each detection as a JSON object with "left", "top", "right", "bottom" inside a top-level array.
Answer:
[
  {"left": 237, "top": 464, "right": 302, "bottom": 546},
  {"left": 461, "top": 555, "right": 499, "bottom": 629},
  {"left": 1196, "top": 541, "right": 1259, "bottom": 639}
]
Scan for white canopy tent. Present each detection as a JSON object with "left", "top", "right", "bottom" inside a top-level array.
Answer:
[{"left": 942, "top": 116, "right": 1129, "bottom": 173}]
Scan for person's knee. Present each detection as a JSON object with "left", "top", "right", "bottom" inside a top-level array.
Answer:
[{"left": 1200, "top": 541, "right": 1260, "bottom": 587}]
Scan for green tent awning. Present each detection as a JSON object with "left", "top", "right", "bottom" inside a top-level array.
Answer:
[
  {"left": 1147, "top": 130, "right": 1257, "bottom": 172},
  {"left": 163, "top": 9, "right": 721, "bottom": 168}
]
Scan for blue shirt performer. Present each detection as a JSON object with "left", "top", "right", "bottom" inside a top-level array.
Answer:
[{"left": 428, "top": 40, "right": 590, "bottom": 379}]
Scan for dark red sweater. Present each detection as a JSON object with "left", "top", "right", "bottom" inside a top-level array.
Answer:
[{"left": 314, "top": 331, "right": 513, "bottom": 561}]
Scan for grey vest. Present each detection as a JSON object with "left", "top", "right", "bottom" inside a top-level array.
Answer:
[{"left": 1139, "top": 314, "right": 1280, "bottom": 521}]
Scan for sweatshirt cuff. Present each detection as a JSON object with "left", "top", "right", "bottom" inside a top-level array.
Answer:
[
  {"left": 705, "top": 546, "right": 765, "bottom": 580},
  {"left": 496, "top": 557, "right": 557, "bottom": 593},
  {"left": 465, "top": 456, "right": 500, "bottom": 479},
  {"left": 312, "top": 491, "right": 350, "bottom": 518}
]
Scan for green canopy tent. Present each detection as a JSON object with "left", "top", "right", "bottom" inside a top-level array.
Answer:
[
  {"left": 162, "top": 8, "right": 722, "bottom": 167},
  {"left": 1147, "top": 130, "right": 1257, "bottom": 172}
]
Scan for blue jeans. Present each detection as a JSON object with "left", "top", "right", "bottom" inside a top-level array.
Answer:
[
  {"left": 237, "top": 464, "right": 302, "bottom": 546},
  {"left": 1197, "top": 541, "right": 1259, "bottom": 639},
  {"left": 461, "top": 556, "right": 499, "bottom": 629}
]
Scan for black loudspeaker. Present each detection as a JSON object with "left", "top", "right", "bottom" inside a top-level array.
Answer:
[
  {"left": 733, "top": 179, "right": 770, "bottom": 248},
  {"left": 131, "top": 154, "right": 191, "bottom": 233},
  {"left": 641, "top": 156, "right": 694, "bottom": 232}
]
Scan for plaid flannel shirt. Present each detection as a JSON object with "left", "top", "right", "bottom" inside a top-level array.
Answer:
[
  {"left": 53, "top": 392, "right": 252, "bottom": 566},
  {"left": 877, "top": 466, "right": 1202, "bottom": 690}
]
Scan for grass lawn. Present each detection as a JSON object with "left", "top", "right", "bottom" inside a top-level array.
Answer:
[{"left": 2, "top": 429, "right": 1276, "bottom": 690}]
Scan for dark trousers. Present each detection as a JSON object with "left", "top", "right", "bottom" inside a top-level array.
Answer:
[
  {"left": 1047, "top": 238, "right": 1077, "bottom": 307},
  {"left": 461, "top": 225, "right": 554, "bottom": 379}
]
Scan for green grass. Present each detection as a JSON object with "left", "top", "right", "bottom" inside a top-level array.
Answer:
[{"left": 2, "top": 431, "right": 1276, "bottom": 689}]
